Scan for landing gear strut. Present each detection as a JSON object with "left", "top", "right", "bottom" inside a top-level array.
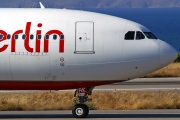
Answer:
[{"left": 72, "top": 87, "right": 94, "bottom": 118}]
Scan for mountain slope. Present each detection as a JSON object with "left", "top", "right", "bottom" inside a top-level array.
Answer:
[{"left": 0, "top": 0, "right": 180, "bottom": 8}]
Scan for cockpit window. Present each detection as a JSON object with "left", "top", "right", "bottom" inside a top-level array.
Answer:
[
  {"left": 136, "top": 31, "right": 145, "bottom": 40},
  {"left": 143, "top": 32, "right": 157, "bottom": 39},
  {"left": 125, "top": 31, "right": 135, "bottom": 40}
]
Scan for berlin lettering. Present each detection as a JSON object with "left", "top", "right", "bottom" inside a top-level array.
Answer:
[{"left": 0, "top": 22, "right": 64, "bottom": 53}]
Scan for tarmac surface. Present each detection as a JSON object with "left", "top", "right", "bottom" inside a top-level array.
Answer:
[
  {"left": 0, "top": 77, "right": 180, "bottom": 120},
  {"left": 0, "top": 110, "right": 180, "bottom": 120},
  {"left": 95, "top": 77, "right": 180, "bottom": 92}
]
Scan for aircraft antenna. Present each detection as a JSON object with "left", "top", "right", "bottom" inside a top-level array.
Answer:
[{"left": 39, "top": 2, "right": 45, "bottom": 9}]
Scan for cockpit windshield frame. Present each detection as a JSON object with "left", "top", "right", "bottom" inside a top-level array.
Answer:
[
  {"left": 124, "top": 31, "right": 135, "bottom": 40},
  {"left": 136, "top": 31, "right": 145, "bottom": 40},
  {"left": 143, "top": 32, "right": 157, "bottom": 39}
]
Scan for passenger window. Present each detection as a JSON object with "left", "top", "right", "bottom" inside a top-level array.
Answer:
[
  {"left": 38, "top": 35, "right": 41, "bottom": 40},
  {"left": 46, "top": 35, "right": 49, "bottom": 40},
  {"left": 136, "top": 31, "right": 145, "bottom": 40},
  {"left": 22, "top": 34, "right": 26, "bottom": 39},
  {"left": 53, "top": 35, "right": 57, "bottom": 40},
  {"left": 0, "top": 34, "right": 3, "bottom": 40},
  {"left": 7, "top": 34, "right": 11, "bottom": 39},
  {"left": 30, "top": 34, "right": 34, "bottom": 40},
  {"left": 15, "top": 35, "right": 18, "bottom": 39},
  {"left": 61, "top": 35, "right": 64, "bottom": 39},
  {"left": 125, "top": 31, "right": 135, "bottom": 40}
]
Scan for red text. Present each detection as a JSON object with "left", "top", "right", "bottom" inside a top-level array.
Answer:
[{"left": 0, "top": 22, "right": 64, "bottom": 53}]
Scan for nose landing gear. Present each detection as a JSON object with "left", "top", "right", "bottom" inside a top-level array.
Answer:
[{"left": 72, "top": 87, "right": 94, "bottom": 118}]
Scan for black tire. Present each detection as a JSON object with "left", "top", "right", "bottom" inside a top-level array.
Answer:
[{"left": 72, "top": 104, "right": 89, "bottom": 118}]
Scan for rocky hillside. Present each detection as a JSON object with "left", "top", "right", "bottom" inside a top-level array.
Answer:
[{"left": 0, "top": 0, "right": 180, "bottom": 8}]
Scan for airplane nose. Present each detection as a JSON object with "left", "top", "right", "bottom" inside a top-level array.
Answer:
[{"left": 159, "top": 40, "right": 178, "bottom": 66}]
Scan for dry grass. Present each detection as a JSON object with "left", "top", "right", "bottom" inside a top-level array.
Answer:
[
  {"left": 0, "top": 92, "right": 74, "bottom": 111},
  {"left": 91, "top": 91, "right": 180, "bottom": 110},
  {"left": 145, "top": 63, "right": 180, "bottom": 77},
  {"left": 0, "top": 91, "right": 180, "bottom": 110}
]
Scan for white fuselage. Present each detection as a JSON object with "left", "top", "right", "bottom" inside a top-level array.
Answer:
[{"left": 0, "top": 8, "right": 177, "bottom": 89}]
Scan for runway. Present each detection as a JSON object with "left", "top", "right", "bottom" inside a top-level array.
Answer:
[
  {"left": 0, "top": 110, "right": 180, "bottom": 120},
  {"left": 95, "top": 77, "right": 180, "bottom": 92},
  {"left": 0, "top": 78, "right": 180, "bottom": 120}
]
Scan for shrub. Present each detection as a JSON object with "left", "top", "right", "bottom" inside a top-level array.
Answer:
[{"left": 174, "top": 52, "right": 180, "bottom": 62}]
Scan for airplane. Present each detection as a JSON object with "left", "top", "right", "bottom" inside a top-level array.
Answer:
[{"left": 0, "top": 2, "right": 178, "bottom": 118}]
